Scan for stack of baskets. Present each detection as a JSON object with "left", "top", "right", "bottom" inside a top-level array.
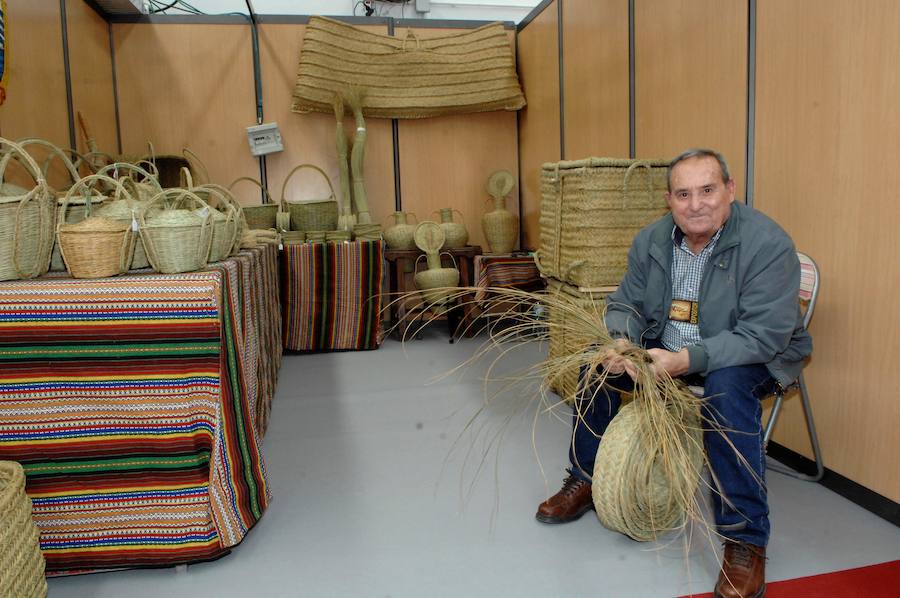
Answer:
[
  {"left": 0, "top": 461, "right": 48, "bottom": 598},
  {"left": 536, "top": 157, "right": 670, "bottom": 403},
  {"left": 0, "top": 138, "right": 57, "bottom": 282}
]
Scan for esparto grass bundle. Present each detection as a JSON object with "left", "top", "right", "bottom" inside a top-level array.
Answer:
[{"left": 387, "top": 285, "right": 720, "bottom": 543}]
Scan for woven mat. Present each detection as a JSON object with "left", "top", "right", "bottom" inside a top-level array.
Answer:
[{"left": 292, "top": 16, "right": 525, "bottom": 119}]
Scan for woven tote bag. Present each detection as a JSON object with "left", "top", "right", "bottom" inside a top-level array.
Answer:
[
  {"left": 0, "top": 138, "right": 56, "bottom": 281},
  {"left": 0, "top": 461, "right": 48, "bottom": 598},
  {"left": 536, "top": 158, "right": 670, "bottom": 289},
  {"left": 292, "top": 16, "right": 525, "bottom": 119}
]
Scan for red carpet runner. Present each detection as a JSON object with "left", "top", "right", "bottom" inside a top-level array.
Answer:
[{"left": 682, "top": 559, "right": 900, "bottom": 597}]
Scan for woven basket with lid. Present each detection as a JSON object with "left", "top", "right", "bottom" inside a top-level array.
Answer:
[
  {"left": 57, "top": 175, "right": 136, "bottom": 279},
  {"left": 140, "top": 189, "right": 213, "bottom": 274}
]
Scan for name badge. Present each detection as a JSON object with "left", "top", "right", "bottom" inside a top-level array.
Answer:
[{"left": 669, "top": 299, "right": 699, "bottom": 324}]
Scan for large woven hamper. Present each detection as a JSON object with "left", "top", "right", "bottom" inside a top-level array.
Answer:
[
  {"left": 536, "top": 158, "right": 670, "bottom": 289},
  {"left": 0, "top": 461, "right": 47, "bottom": 598},
  {"left": 544, "top": 277, "right": 611, "bottom": 404}
]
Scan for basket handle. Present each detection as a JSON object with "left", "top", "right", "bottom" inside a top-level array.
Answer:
[
  {"left": 180, "top": 166, "right": 194, "bottom": 190},
  {"left": 197, "top": 184, "right": 241, "bottom": 255},
  {"left": 414, "top": 253, "right": 427, "bottom": 275},
  {"left": 15, "top": 138, "right": 82, "bottom": 187},
  {"left": 199, "top": 183, "right": 246, "bottom": 247},
  {"left": 228, "top": 176, "right": 275, "bottom": 207},
  {"left": 400, "top": 29, "right": 421, "bottom": 51},
  {"left": 182, "top": 147, "right": 210, "bottom": 185},
  {"left": 0, "top": 137, "right": 49, "bottom": 187},
  {"left": 58, "top": 173, "right": 133, "bottom": 234},
  {"left": 281, "top": 163, "right": 337, "bottom": 206},
  {"left": 439, "top": 251, "right": 458, "bottom": 270},
  {"left": 621, "top": 160, "right": 656, "bottom": 209},
  {"left": 97, "top": 162, "right": 162, "bottom": 190}
]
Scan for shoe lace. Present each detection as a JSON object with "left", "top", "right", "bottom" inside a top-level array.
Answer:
[
  {"left": 561, "top": 473, "right": 588, "bottom": 497},
  {"left": 724, "top": 542, "right": 765, "bottom": 569}
]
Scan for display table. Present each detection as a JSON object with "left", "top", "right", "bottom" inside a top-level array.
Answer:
[
  {"left": 383, "top": 245, "right": 482, "bottom": 338},
  {"left": 473, "top": 253, "right": 543, "bottom": 301},
  {"left": 281, "top": 240, "right": 384, "bottom": 351},
  {"left": 0, "top": 245, "right": 281, "bottom": 575}
]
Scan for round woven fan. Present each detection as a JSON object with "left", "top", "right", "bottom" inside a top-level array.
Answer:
[
  {"left": 486, "top": 170, "right": 515, "bottom": 200},
  {"left": 413, "top": 221, "right": 445, "bottom": 253}
]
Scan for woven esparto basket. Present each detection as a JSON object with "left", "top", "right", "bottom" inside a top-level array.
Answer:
[
  {"left": 292, "top": 16, "right": 525, "bottom": 119},
  {"left": 94, "top": 162, "right": 164, "bottom": 269},
  {"left": 543, "top": 278, "right": 610, "bottom": 404},
  {"left": 195, "top": 183, "right": 246, "bottom": 257},
  {"left": 536, "top": 158, "right": 670, "bottom": 289},
  {"left": 282, "top": 164, "right": 338, "bottom": 232},
  {"left": 591, "top": 401, "right": 703, "bottom": 541},
  {"left": 140, "top": 189, "right": 213, "bottom": 274},
  {"left": 229, "top": 176, "right": 280, "bottom": 230},
  {"left": 0, "top": 461, "right": 48, "bottom": 598},
  {"left": 181, "top": 170, "right": 238, "bottom": 263},
  {"left": 57, "top": 175, "right": 136, "bottom": 279},
  {"left": 0, "top": 138, "right": 57, "bottom": 282}
]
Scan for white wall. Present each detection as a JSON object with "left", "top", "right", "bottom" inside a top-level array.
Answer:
[{"left": 146, "top": 0, "right": 540, "bottom": 22}]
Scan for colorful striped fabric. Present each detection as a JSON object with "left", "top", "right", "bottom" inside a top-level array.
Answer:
[
  {"left": 474, "top": 254, "right": 542, "bottom": 301},
  {"left": 0, "top": 246, "right": 278, "bottom": 574},
  {"left": 282, "top": 240, "right": 383, "bottom": 351}
]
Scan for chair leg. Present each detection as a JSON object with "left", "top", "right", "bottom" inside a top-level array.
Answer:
[{"left": 765, "top": 374, "right": 825, "bottom": 482}]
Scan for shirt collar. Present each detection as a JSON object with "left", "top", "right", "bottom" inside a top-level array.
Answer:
[{"left": 671, "top": 224, "right": 725, "bottom": 253}]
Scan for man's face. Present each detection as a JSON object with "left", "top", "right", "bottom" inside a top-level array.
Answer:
[{"left": 665, "top": 155, "right": 735, "bottom": 243}]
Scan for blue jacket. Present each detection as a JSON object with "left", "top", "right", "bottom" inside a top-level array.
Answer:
[{"left": 604, "top": 201, "right": 812, "bottom": 387}]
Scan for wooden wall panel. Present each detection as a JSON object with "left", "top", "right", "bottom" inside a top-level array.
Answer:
[
  {"left": 396, "top": 28, "right": 519, "bottom": 251},
  {"left": 562, "top": 0, "right": 629, "bottom": 160},
  {"left": 66, "top": 0, "right": 117, "bottom": 158},
  {"left": 755, "top": 0, "right": 900, "bottom": 502},
  {"left": 112, "top": 24, "right": 258, "bottom": 189},
  {"left": 634, "top": 0, "right": 747, "bottom": 194},
  {"left": 0, "top": 1, "right": 69, "bottom": 149},
  {"left": 517, "top": 1, "right": 561, "bottom": 250},
  {"left": 258, "top": 23, "right": 394, "bottom": 225}
]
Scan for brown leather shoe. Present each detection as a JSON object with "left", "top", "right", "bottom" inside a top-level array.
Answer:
[
  {"left": 535, "top": 472, "right": 594, "bottom": 524},
  {"left": 714, "top": 541, "right": 766, "bottom": 598}
]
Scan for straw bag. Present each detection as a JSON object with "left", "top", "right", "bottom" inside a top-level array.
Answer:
[
  {"left": 57, "top": 175, "right": 137, "bottom": 279},
  {"left": 292, "top": 16, "right": 525, "bottom": 119},
  {"left": 190, "top": 184, "right": 239, "bottom": 262},
  {"left": 0, "top": 461, "right": 48, "bottom": 598},
  {"left": 229, "top": 176, "right": 281, "bottom": 230},
  {"left": 282, "top": 164, "right": 339, "bottom": 232},
  {"left": 196, "top": 183, "right": 246, "bottom": 257},
  {"left": 536, "top": 158, "right": 670, "bottom": 289},
  {"left": 140, "top": 189, "right": 213, "bottom": 274},
  {"left": 0, "top": 138, "right": 57, "bottom": 281},
  {"left": 93, "top": 162, "right": 163, "bottom": 269}
]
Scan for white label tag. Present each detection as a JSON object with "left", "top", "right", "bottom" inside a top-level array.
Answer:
[
  {"left": 131, "top": 216, "right": 139, "bottom": 232},
  {"left": 197, "top": 207, "right": 210, "bottom": 219}
]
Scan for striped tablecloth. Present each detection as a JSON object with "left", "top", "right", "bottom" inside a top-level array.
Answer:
[
  {"left": 281, "top": 240, "right": 383, "bottom": 351},
  {"left": 474, "top": 254, "right": 543, "bottom": 301},
  {"left": 0, "top": 245, "right": 280, "bottom": 575}
]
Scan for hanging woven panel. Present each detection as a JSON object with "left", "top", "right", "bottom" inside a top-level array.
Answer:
[
  {"left": 291, "top": 16, "right": 526, "bottom": 119},
  {"left": 535, "top": 158, "right": 670, "bottom": 290}
]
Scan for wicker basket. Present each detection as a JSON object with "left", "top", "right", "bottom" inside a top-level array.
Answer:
[
  {"left": 536, "top": 158, "right": 670, "bottom": 289},
  {"left": 544, "top": 278, "right": 610, "bottom": 404},
  {"left": 93, "top": 163, "right": 163, "bottom": 269},
  {"left": 195, "top": 183, "right": 246, "bottom": 257},
  {"left": 229, "top": 176, "right": 280, "bottom": 230},
  {"left": 352, "top": 223, "right": 382, "bottom": 241},
  {"left": 140, "top": 189, "right": 213, "bottom": 274},
  {"left": 282, "top": 164, "right": 338, "bottom": 232},
  {"left": 0, "top": 138, "right": 57, "bottom": 282},
  {"left": 189, "top": 184, "right": 239, "bottom": 263},
  {"left": 0, "top": 461, "right": 48, "bottom": 598},
  {"left": 57, "top": 175, "right": 136, "bottom": 279}
]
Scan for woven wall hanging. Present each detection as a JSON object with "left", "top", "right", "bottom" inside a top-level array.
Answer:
[{"left": 291, "top": 16, "right": 526, "bottom": 119}]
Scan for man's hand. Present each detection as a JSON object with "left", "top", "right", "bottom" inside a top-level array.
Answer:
[
  {"left": 601, "top": 338, "right": 639, "bottom": 380},
  {"left": 646, "top": 347, "right": 690, "bottom": 378}
]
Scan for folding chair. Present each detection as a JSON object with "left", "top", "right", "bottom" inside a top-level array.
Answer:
[{"left": 690, "top": 251, "right": 824, "bottom": 481}]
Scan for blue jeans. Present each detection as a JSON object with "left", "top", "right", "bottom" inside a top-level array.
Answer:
[{"left": 568, "top": 348, "right": 776, "bottom": 546}]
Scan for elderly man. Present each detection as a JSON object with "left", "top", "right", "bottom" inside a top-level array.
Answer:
[{"left": 535, "top": 149, "right": 812, "bottom": 598}]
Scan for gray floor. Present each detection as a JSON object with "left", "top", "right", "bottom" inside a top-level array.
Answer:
[{"left": 48, "top": 331, "right": 900, "bottom": 598}]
